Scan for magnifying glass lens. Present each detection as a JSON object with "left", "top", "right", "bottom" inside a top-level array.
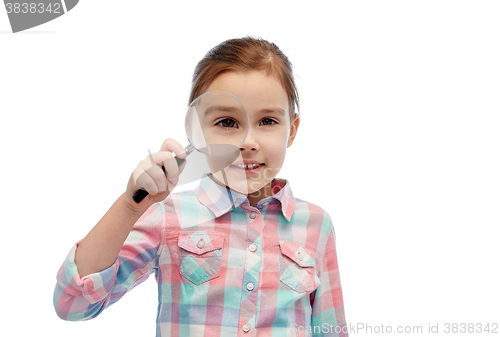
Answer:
[
  {"left": 186, "top": 91, "right": 249, "bottom": 159},
  {"left": 133, "top": 91, "right": 249, "bottom": 204}
]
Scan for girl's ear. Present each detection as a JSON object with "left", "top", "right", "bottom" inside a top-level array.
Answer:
[{"left": 287, "top": 115, "right": 300, "bottom": 148}]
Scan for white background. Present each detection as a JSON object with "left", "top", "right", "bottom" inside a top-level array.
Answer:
[{"left": 1, "top": 1, "right": 499, "bottom": 336}]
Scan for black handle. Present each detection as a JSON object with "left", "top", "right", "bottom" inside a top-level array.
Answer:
[{"left": 132, "top": 156, "right": 186, "bottom": 203}]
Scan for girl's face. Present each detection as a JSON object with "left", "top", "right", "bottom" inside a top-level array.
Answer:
[{"left": 203, "top": 70, "right": 299, "bottom": 205}]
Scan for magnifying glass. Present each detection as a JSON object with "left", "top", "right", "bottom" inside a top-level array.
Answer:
[{"left": 132, "top": 91, "right": 249, "bottom": 203}]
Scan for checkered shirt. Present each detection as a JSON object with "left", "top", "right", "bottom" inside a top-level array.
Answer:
[{"left": 54, "top": 174, "right": 347, "bottom": 336}]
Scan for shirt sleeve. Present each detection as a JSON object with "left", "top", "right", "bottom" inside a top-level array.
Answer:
[
  {"left": 53, "top": 202, "right": 164, "bottom": 321},
  {"left": 310, "top": 219, "right": 348, "bottom": 337}
]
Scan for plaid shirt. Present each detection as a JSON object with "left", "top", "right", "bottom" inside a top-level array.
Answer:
[{"left": 54, "top": 174, "right": 348, "bottom": 336}]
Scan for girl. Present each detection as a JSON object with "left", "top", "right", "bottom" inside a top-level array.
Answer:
[{"left": 54, "top": 36, "right": 348, "bottom": 337}]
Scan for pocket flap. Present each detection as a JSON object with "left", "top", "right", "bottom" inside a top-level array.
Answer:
[
  {"left": 279, "top": 241, "right": 315, "bottom": 267},
  {"left": 178, "top": 231, "right": 225, "bottom": 255}
]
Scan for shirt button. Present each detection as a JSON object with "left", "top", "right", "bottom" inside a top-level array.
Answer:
[
  {"left": 197, "top": 239, "right": 205, "bottom": 249},
  {"left": 246, "top": 282, "right": 255, "bottom": 291},
  {"left": 297, "top": 252, "right": 303, "bottom": 261},
  {"left": 249, "top": 212, "right": 257, "bottom": 219},
  {"left": 242, "top": 324, "right": 250, "bottom": 332},
  {"left": 262, "top": 201, "right": 269, "bottom": 207},
  {"left": 248, "top": 244, "right": 257, "bottom": 252}
]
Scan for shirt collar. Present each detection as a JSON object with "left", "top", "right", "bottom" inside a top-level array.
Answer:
[{"left": 194, "top": 173, "right": 296, "bottom": 221}]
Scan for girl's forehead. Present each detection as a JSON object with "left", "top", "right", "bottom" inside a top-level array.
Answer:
[{"left": 205, "top": 70, "right": 289, "bottom": 112}]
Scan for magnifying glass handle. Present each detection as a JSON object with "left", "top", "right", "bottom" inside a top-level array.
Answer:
[{"left": 132, "top": 156, "right": 186, "bottom": 204}]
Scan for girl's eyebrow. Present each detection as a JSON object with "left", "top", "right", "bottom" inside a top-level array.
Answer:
[
  {"left": 257, "top": 108, "right": 285, "bottom": 115},
  {"left": 203, "top": 106, "right": 285, "bottom": 117},
  {"left": 203, "top": 106, "right": 243, "bottom": 116}
]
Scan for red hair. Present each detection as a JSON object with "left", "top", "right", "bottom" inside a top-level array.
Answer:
[{"left": 189, "top": 37, "right": 300, "bottom": 118}]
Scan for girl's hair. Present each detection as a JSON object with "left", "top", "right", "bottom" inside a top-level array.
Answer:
[{"left": 189, "top": 36, "right": 300, "bottom": 118}]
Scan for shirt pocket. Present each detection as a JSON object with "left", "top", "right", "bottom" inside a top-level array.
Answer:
[
  {"left": 278, "top": 241, "right": 320, "bottom": 293},
  {"left": 178, "top": 230, "right": 225, "bottom": 285}
]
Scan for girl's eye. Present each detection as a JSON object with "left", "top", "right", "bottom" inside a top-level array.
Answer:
[
  {"left": 217, "top": 118, "right": 238, "bottom": 128},
  {"left": 260, "top": 118, "right": 277, "bottom": 126}
]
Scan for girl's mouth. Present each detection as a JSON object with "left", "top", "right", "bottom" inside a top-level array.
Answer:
[{"left": 230, "top": 163, "right": 264, "bottom": 173}]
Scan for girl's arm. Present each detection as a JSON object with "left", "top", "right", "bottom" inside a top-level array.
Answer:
[
  {"left": 74, "top": 192, "right": 144, "bottom": 278},
  {"left": 53, "top": 138, "right": 185, "bottom": 320},
  {"left": 310, "top": 223, "right": 348, "bottom": 336},
  {"left": 53, "top": 200, "right": 165, "bottom": 321},
  {"left": 74, "top": 138, "right": 185, "bottom": 277}
]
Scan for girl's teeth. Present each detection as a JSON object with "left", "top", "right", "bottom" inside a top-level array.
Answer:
[{"left": 235, "top": 164, "right": 260, "bottom": 169}]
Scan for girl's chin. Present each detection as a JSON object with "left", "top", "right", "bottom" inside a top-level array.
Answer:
[{"left": 212, "top": 172, "right": 269, "bottom": 195}]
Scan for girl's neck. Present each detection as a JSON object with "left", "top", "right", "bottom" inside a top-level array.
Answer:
[{"left": 247, "top": 181, "right": 273, "bottom": 207}]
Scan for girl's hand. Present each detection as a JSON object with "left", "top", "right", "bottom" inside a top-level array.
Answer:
[{"left": 124, "top": 138, "right": 186, "bottom": 211}]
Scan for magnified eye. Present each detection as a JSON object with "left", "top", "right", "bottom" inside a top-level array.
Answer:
[{"left": 217, "top": 118, "right": 239, "bottom": 128}]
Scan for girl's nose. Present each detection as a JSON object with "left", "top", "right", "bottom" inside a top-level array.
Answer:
[{"left": 239, "top": 129, "right": 259, "bottom": 152}]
